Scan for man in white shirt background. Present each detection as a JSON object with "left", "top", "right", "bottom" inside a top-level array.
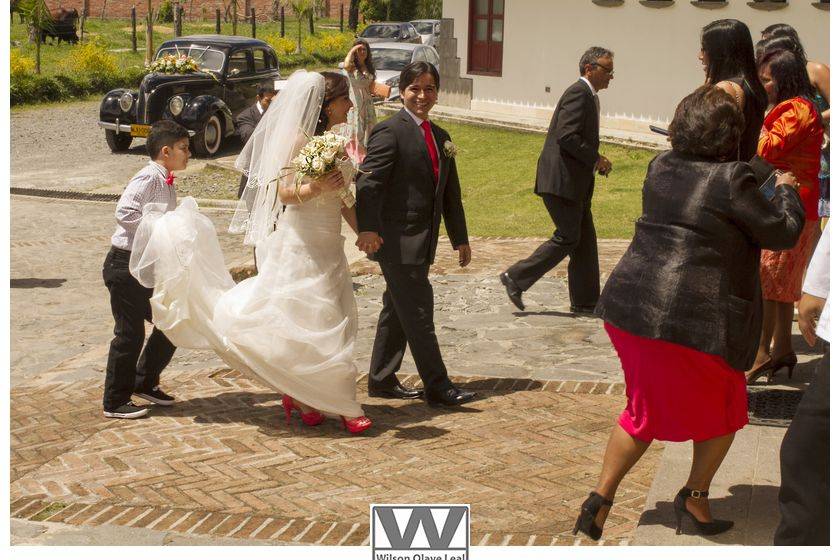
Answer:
[
  {"left": 235, "top": 80, "right": 277, "bottom": 198},
  {"left": 775, "top": 220, "right": 830, "bottom": 545}
]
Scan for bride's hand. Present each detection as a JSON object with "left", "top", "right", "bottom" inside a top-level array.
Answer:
[{"left": 310, "top": 170, "right": 345, "bottom": 194}]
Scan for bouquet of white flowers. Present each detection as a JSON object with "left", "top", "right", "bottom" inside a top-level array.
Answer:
[
  {"left": 147, "top": 54, "right": 200, "bottom": 74},
  {"left": 286, "top": 130, "right": 356, "bottom": 208}
]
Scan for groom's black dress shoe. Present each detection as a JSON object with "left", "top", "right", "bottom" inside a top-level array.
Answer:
[
  {"left": 426, "top": 386, "right": 477, "bottom": 407},
  {"left": 368, "top": 379, "right": 424, "bottom": 399},
  {"left": 500, "top": 272, "right": 525, "bottom": 311}
]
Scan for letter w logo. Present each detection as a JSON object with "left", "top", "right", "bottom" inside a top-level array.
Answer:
[{"left": 374, "top": 506, "right": 468, "bottom": 550}]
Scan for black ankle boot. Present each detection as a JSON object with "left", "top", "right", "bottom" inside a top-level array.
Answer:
[
  {"left": 673, "top": 487, "right": 734, "bottom": 536},
  {"left": 572, "top": 491, "right": 613, "bottom": 540}
]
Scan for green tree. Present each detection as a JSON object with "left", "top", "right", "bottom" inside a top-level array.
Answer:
[
  {"left": 16, "top": 0, "right": 54, "bottom": 74},
  {"left": 285, "top": 0, "right": 321, "bottom": 53},
  {"left": 416, "top": 0, "right": 441, "bottom": 19}
]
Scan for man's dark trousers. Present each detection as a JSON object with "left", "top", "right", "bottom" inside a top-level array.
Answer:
[
  {"left": 102, "top": 247, "right": 176, "bottom": 411},
  {"left": 775, "top": 346, "right": 830, "bottom": 545},
  {"left": 506, "top": 193, "right": 600, "bottom": 307},
  {"left": 369, "top": 262, "right": 449, "bottom": 392}
]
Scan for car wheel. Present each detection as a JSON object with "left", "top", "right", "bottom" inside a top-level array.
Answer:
[
  {"left": 105, "top": 130, "right": 132, "bottom": 152},
  {"left": 191, "top": 113, "right": 223, "bottom": 157}
]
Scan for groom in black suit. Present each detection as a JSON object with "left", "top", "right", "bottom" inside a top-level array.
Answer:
[
  {"left": 501, "top": 47, "right": 614, "bottom": 314},
  {"left": 355, "top": 62, "right": 476, "bottom": 407}
]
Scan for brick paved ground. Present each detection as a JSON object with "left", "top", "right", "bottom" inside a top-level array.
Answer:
[{"left": 10, "top": 367, "right": 661, "bottom": 546}]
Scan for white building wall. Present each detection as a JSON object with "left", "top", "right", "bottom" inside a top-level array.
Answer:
[{"left": 443, "top": 0, "right": 829, "bottom": 133}]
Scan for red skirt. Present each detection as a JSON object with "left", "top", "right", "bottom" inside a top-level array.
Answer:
[{"left": 605, "top": 323, "right": 748, "bottom": 443}]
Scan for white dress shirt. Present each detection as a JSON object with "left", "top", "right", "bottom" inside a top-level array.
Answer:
[
  {"left": 802, "top": 220, "right": 831, "bottom": 343},
  {"left": 256, "top": 101, "right": 264, "bottom": 115},
  {"left": 111, "top": 161, "right": 177, "bottom": 250}
]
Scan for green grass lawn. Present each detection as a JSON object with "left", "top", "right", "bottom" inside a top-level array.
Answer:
[
  {"left": 9, "top": 16, "right": 344, "bottom": 77},
  {"left": 445, "top": 120, "right": 654, "bottom": 239},
  {"left": 180, "top": 119, "right": 655, "bottom": 239}
]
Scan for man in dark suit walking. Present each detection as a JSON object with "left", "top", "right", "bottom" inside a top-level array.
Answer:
[
  {"left": 355, "top": 62, "right": 477, "bottom": 407},
  {"left": 500, "top": 47, "right": 614, "bottom": 314},
  {"left": 235, "top": 80, "right": 277, "bottom": 198}
]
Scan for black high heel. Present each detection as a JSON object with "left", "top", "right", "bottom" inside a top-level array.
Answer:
[
  {"left": 572, "top": 492, "right": 613, "bottom": 540},
  {"left": 771, "top": 352, "right": 798, "bottom": 380},
  {"left": 746, "top": 358, "right": 774, "bottom": 384},
  {"left": 673, "top": 487, "right": 734, "bottom": 536}
]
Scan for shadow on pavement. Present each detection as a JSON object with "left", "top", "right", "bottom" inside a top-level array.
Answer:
[{"left": 11, "top": 278, "right": 67, "bottom": 289}]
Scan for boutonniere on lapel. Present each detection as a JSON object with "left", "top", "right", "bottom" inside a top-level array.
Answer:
[{"left": 443, "top": 140, "right": 459, "bottom": 159}]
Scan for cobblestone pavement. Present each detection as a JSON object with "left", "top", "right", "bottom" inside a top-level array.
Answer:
[
  {"left": 11, "top": 196, "right": 629, "bottom": 389},
  {"left": 10, "top": 367, "right": 662, "bottom": 546}
]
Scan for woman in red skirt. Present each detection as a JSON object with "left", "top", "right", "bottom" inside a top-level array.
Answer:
[
  {"left": 573, "top": 86, "right": 804, "bottom": 541},
  {"left": 747, "top": 47, "right": 825, "bottom": 383}
]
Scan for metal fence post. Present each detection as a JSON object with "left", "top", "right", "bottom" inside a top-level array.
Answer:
[
  {"left": 215, "top": 7, "right": 221, "bottom": 34},
  {"left": 340, "top": 4, "right": 344, "bottom": 33},
  {"left": 280, "top": 6, "right": 285, "bottom": 37},
  {"left": 251, "top": 7, "right": 256, "bottom": 38}
]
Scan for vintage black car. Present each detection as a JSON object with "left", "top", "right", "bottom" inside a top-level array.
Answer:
[{"left": 98, "top": 35, "right": 280, "bottom": 157}]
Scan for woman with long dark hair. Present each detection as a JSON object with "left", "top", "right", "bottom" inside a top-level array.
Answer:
[
  {"left": 761, "top": 24, "right": 830, "bottom": 220},
  {"left": 747, "top": 49, "right": 824, "bottom": 383},
  {"left": 342, "top": 39, "right": 391, "bottom": 162},
  {"left": 572, "top": 85, "right": 803, "bottom": 541},
  {"left": 699, "top": 19, "right": 768, "bottom": 161}
]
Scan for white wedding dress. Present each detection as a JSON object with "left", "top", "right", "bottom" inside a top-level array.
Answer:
[{"left": 130, "top": 186, "right": 364, "bottom": 418}]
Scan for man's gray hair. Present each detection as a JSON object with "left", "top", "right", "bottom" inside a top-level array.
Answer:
[{"left": 579, "top": 46, "right": 614, "bottom": 75}]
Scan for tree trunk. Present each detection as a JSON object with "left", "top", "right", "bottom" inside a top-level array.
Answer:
[
  {"left": 297, "top": 16, "right": 302, "bottom": 53},
  {"left": 145, "top": 0, "right": 154, "bottom": 65},
  {"left": 348, "top": 0, "right": 358, "bottom": 31},
  {"left": 308, "top": 10, "right": 314, "bottom": 35}
]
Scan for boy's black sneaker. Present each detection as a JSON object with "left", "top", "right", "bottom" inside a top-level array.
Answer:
[
  {"left": 134, "top": 386, "right": 176, "bottom": 406},
  {"left": 103, "top": 401, "right": 148, "bottom": 419}
]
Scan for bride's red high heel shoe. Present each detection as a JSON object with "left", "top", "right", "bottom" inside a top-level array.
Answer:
[
  {"left": 281, "top": 395, "right": 325, "bottom": 426},
  {"left": 341, "top": 416, "right": 373, "bottom": 434}
]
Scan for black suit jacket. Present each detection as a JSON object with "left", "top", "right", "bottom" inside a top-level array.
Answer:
[
  {"left": 356, "top": 108, "right": 468, "bottom": 265},
  {"left": 535, "top": 79, "right": 600, "bottom": 201},
  {"left": 596, "top": 151, "right": 805, "bottom": 371},
  {"left": 234, "top": 103, "right": 263, "bottom": 145}
]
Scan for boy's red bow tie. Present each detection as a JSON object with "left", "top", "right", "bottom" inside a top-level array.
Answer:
[{"left": 165, "top": 172, "right": 175, "bottom": 186}]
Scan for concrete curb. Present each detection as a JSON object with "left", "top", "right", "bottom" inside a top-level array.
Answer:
[{"left": 11, "top": 186, "right": 239, "bottom": 210}]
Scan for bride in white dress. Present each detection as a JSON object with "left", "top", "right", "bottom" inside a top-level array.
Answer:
[{"left": 129, "top": 71, "right": 375, "bottom": 434}]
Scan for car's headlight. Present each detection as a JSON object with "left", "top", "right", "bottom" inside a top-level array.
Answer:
[
  {"left": 169, "top": 95, "right": 185, "bottom": 116},
  {"left": 119, "top": 92, "right": 134, "bottom": 112}
]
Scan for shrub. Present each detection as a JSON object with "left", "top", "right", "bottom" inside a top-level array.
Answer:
[
  {"left": 10, "top": 49, "right": 35, "bottom": 80},
  {"left": 64, "top": 39, "right": 118, "bottom": 77},
  {"left": 303, "top": 33, "right": 354, "bottom": 63},
  {"left": 158, "top": 0, "right": 175, "bottom": 23},
  {"left": 265, "top": 34, "right": 297, "bottom": 56},
  {"left": 10, "top": 66, "right": 146, "bottom": 106},
  {"left": 277, "top": 52, "right": 317, "bottom": 69}
]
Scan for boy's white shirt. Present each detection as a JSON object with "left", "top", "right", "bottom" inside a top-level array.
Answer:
[{"left": 110, "top": 160, "right": 177, "bottom": 250}]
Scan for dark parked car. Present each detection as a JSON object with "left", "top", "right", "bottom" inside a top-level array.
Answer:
[
  {"left": 358, "top": 22, "right": 422, "bottom": 44},
  {"left": 98, "top": 35, "right": 280, "bottom": 157}
]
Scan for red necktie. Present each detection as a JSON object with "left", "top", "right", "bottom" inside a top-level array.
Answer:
[{"left": 421, "top": 120, "right": 439, "bottom": 182}]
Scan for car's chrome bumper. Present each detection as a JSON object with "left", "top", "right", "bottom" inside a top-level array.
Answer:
[
  {"left": 98, "top": 120, "right": 196, "bottom": 136},
  {"left": 98, "top": 120, "right": 133, "bottom": 133}
]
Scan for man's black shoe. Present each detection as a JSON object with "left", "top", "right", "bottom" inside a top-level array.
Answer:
[
  {"left": 426, "top": 386, "right": 478, "bottom": 407},
  {"left": 570, "top": 305, "right": 597, "bottom": 316},
  {"left": 134, "top": 386, "right": 176, "bottom": 406},
  {"left": 500, "top": 272, "right": 525, "bottom": 310},
  {"left": 104, "top": 401, "right": 148, "bottom": 419},
  {"left": 368, "top": 379, "right": 424, "bottom": 399}
]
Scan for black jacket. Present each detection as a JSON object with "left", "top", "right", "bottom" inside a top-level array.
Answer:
[
  {"left": 356, "top": 108, "right": 468, "bottom": 265},
  {"left": 234, "top": 103, "right": 263, "bottom": 145},
  {"left": 535, "top": 79, "right": 600, "bottom": 201},
  {"left": 596, "top": 151, "right": 805, "bottom": 371}
]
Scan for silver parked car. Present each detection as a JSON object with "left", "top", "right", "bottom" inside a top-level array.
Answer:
[
  {"left": 368, "top": 42, "right": 440, "bottom": 100},
  {"left": 410, "top": 19, "right": 441, "bottom": 48},
  {"left": 358, "top": 22, "right": 422, "bottom": 44}
]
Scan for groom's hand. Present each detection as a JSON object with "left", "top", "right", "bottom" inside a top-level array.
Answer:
[
  {"left": 456, "top": 244, "right": 471, "bottom": 267},
  {"left": 357, "top": 231, "right": 383, "bottom": 254}
]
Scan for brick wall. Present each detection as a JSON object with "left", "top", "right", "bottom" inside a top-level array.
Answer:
[{"left": 44, "top": 1, "right": 349, "bottom": 21}]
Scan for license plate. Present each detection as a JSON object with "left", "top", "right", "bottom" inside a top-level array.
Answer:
[{"left": 130, "top": 124, "right": 151, "bottom": 138}]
